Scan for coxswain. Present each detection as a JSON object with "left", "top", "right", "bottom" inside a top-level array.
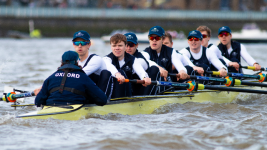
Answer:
[
  {"left": 124, "top": 32, "right": 160, "bottom": 95},
  {"left": 217, "top": 26, "right": 261, "bottom": 72},
  {"left": 103, "top": 33, "right": 151, "bottom": 98},
  {"left": 141, "top": 26, "right": 188, "bottom": 83},
  {"left": 35, "top": 51, "right": 107, "bottom": 107},
  {"left": 179, "top": 30, "right": 228, "bottom": 77}
]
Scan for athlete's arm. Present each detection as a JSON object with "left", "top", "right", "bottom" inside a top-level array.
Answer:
[
  {"left": 209, "top": 45, "right": 224, "bottom": 60},
  {"left": 172, "top": 49, "right": 187, "bottom": 74},
  {"left": 132, "top": 59, "right": 149, "bottom": 79},
  {"left": 136, "top": 58, "right": 148, "bottom": 71},
  {"left": 207, "top": 50, "right": 228, "bottom": 77},
  {"left": 102, "top": 57, "right": 119, "bottom": 77},
  {"left": 82, "top": 55, "right": 103, "bottom": 76},
  {"left": 141, "top": 51, "right": 159, "bottom": 67},
  {"left": 240, "top": 44, "right": 257, "bottom": 66}
]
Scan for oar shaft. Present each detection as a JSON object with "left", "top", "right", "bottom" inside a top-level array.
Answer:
[
  {"left": 204, "top": 85, "right": 267, "bottom": 94},
  {"left": 240, "top": 81, "right": 267, "bottom": 87},
  {"left": 0, "top": 91, "right": 35, "bottom": 102},
  {"left": 189, "top": 76, "right": 226, "bottom": 83},
  {"left": 125, "top": 79, "right": 190, "bottom": 88},
  {"left": 228, "top": 73, "right": 260, "bottom": 79}
]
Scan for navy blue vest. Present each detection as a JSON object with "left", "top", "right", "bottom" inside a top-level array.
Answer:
[
  {"left": 132, "top": 49, "right": 149, "bottom": 71},
  {"left": 207, "top": 44, "right": 213, "bottom": 48},
  {"left": 218, "top": 41, "right": 241, "bottom": 63},
  {"left": 106, "top": 52, "right": 135, "bottom": 79},
  {"left": 186, "top": 46, "right": 211, "bottom": 68},
  {"left": 144, "top": 44, "right": 173, "bottom": 73},
  {"left": 82, "top": 54, "right": 96, "bottom": 69}
]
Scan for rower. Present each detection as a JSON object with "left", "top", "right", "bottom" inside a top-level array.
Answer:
[
  {"left": 72, "top": 30, "right": 113, "bottom": 99},
  {"left": 103, "top": 33, "right": 151, "bottom": 98},
  {"left": 124, "top": 32, "right": 160, "bottom": 95},
  {"left": 179, "top": 30, "right": 228, "bottom": 77},
  {"left": 217, "top": 26, "right": 261, "bottom": 72},
  {"left": 35, "top": 51, "right": 107, "bottom": 107},
  {"left": 162, "top": 31, "right": 198, "bottom": 75},
  {"left": 141, "top": 26, "right": 188, "bottom": 83},
  {"left": 196, "top": 25, "right": 229, "bottom": 71}
]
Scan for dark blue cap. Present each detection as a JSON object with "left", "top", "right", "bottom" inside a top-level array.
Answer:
[
  {"left": 148, "top": 26, "right": 165, "bottom": 37},
  {"left": 218, "top": 26, "right": 231, "bottom": 34},
  {"left": 72, "top": 30, "right": 90, "bottom": 41},
  {"left": 62, "top": 51, "right": 79, "bottom": 64},
  {"left": 187, "top": 30, "right": 203, "bottom": 39},
  {"left": 124, "top": 32, "right": 138, "bottom": 44}
]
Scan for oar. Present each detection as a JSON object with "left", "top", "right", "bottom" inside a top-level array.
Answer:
[
  {"left": 241, "top": 65, "right": 267, "bottom": 71},
  {"left": 124, "top": 79, "right": 267, "bottom": 94},
  {"left": 168, "top": 73, "right": 267, "bottom": 87},
  {"left": 205, "top": 71, "right": 266, "bottom": 82},
  {"left": 0, "top": 91, "right": 35, "bottom": 103}
]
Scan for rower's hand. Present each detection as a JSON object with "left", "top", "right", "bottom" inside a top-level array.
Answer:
[
  {"left": 228, "top": 62, "right": 239, "bottom": 71},
  {"left": 177, "top": 70, "right": 188, "bottom": 81},
  {"left": 115, "top": 72, "right": 125, "bottom": 84},
  {"left": 193, "top": 66, "right": 204, "bottom": 76},
  {"left": 158, "top": 66, "right": 168, "bottom": 81},
  {"left": 219, "top": 68, "right": 227, "bottom": 77},
  {"left": 253, "top": 63, "right": 261, "bottom": 71},
  {"left": 142, "top": 77, "right": 151, "bottom": 87},
  {"left": 34, "top": 86, "right": 42, "bottom": 96}
]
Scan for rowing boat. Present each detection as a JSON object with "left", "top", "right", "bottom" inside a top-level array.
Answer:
[{"left": 16, "top": 84, "right": 266, "bottom": 121}]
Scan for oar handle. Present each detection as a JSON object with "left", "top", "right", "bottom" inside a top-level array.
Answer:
[
  {"left": 241, "top": 66, "right": 266, "bottom": 71},
  {"left": 123, "top": 79, "right": 158, "bottom": 85},
  {"left": 168, "top": 73, "right": 190, "bottom": 79},
  {"left": 205, "top": 71, "right": 221, "bottom": 76}
]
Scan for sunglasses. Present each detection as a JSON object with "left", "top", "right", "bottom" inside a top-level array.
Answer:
[
  {"left": 126, "top": 42, "right": 135, "bottom": 47},
  {"left": 73, "top": 41, "right": 89, "bottom": 46},
  {"left": 149, "top": 36, "right": 161, "bottom": 41},
  {"left": 188, "top": 37, "right": 200, "bottom": 41},
  {"left": 202, "top": 34, "right": 208, "bottom": 38},
  {"left": 219, "top": 32, "right": 230, "bottom": 37}
]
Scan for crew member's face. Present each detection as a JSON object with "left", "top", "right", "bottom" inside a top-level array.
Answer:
[
  {"left": 73, "top": 38, "right": 91, "bottom": 57},
  {"left": 162, "top": 37, "right": 173, "bottom": 48},
  {"left": 218, "top": 31, "right": 232, "bottom": 46},
  {"left": 200, "top": 31, "right": 210, "bottom": 47},
  {"left": 111, "top": 40, "right": 126, "bottom": 60},
  {"left": 187, "top": 36, "right": 202, "bottom": 51},
  {"left": 126, "top": 42, "right": 138, "bottom": 55},
  {"left": 149, "top": 34, "right": 163, "bottom": 51}
]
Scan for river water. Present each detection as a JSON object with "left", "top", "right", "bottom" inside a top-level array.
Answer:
[{"left": 0, "top": 38, "right": 267, "bottom": 150}]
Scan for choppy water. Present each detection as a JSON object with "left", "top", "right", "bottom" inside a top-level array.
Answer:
[{"left": 0, "top": 38, "right": 267, "bottom": 150}]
